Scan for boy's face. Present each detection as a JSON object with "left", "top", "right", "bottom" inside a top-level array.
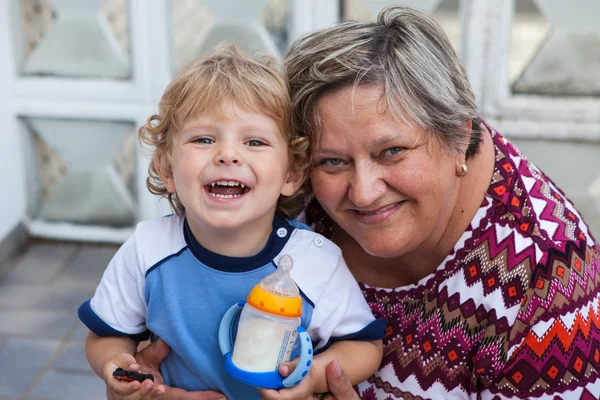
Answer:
[{"left": 161, "top": 101, "right": 300, "bottom": 242}]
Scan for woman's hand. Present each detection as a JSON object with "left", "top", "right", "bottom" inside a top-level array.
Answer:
[
  {"left": 132, "top": 338, "right": 227, "bottom": 400},
  {"left": 318, "top": 360, "right": 360, "bottom": 400},
  {"left": 258, "top": 359, "right": 360, "bottom": 400}
]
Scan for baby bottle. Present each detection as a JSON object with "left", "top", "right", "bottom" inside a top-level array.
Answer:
[{"left": 218, "top": 255, "right": 313, "bottom": 389}]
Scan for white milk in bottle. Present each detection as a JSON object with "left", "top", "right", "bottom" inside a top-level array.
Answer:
[{"left": 231, "top": 255, "right": 302, "bottom": 372}]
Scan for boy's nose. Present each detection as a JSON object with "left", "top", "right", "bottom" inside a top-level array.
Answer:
[
  {"left": 214, "top": 143, "right": 241, "bottom": 165},
  {"left": 219, "top": 158, "right": 239, "bottom": 164}
]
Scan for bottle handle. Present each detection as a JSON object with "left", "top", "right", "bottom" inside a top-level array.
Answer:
[
  {"left": 282, "top": 326, "right": 313, "bottom": 388},
  {"left": 218, "top": 302, "right": 244, "bottom": 355}
]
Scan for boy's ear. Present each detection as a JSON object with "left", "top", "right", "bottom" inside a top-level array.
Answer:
[
  {"left": 281, "top": 168, "right": 306, "bottom": 197},
  {"left": 154, "top": 154, "right": 176, "bottom": 193}
]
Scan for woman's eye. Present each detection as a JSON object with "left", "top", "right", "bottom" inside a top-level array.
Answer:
[
  {"left": 324, "top": 158, "right": 344, "bottom": 166},
  {"left": 382, "top": 147, "right": 403, "bottom": 156},
  {"left": 194, "top": 137, "right": 214, "bottom": 144},
  {"left": 246, "top": 139, "right": 266, "bottom": 147}
]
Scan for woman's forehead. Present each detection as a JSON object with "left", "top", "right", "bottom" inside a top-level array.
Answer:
[{"left": 317, "top": 85, "right": 387, "bottom": 114}]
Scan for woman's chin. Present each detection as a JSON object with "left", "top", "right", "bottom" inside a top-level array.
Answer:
[{"left": 357, "top": 235, "right": 413, "bottom": 259}]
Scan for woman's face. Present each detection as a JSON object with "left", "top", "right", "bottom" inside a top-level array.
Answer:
[{"left": 311, "top": 85, "right": 463, "bottom": 259}]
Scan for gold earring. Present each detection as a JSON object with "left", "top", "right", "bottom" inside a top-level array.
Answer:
[{"left": 456, "top": 163, "right": 468, "bottom": 177}]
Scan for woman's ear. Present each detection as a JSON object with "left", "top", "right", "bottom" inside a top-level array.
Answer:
[
  {"left": 154, "top": 153, "right": 176, "bottom": 193},
  {"left": 460, "top": 118, "right": 474, "bottom": 155},
  {"left": 465, "top": 119, "right": 473, "bottom": 132},
  {"left": 281, "top": 169, "right": 306, "bottom": 197}
]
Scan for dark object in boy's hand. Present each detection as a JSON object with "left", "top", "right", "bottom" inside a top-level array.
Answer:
[{"left": 113, "top": 367, "right": 155, "bottom": 383}]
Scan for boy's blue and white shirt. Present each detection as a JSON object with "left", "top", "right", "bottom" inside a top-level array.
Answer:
[{"left": 79, "top": 214, "right": 385, "bottom": 399}]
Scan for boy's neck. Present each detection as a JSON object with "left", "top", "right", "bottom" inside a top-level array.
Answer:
[{"left": 185, "top": 213, "right": 275, "bottom": 258}]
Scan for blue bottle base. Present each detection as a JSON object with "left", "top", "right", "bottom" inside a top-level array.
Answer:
[{"left": 224, "top": 353, "right": 286, "bottom": 389}]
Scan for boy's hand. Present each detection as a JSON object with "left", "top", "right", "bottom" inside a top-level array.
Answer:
[
  {"left": 104, "top": 353, "right": 165, "bottom": 399},
  {"left": 257, "top": 360, "right": 315, "bottom": 400},
  {"left": 134, "top": 338, "right": 227, "bottom": 400}
]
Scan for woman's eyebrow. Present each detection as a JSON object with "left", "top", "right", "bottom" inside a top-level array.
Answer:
[
  {"left": 315, "top": 133, "right": 404, "bottom": 154},
  {"left": 370, "top": 133, "right": 404, "bottom": 147},
  {"left": 312, "top": 147, "right": 338, "bottom": 156}
]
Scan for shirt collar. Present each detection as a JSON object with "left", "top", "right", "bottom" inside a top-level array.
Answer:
[{"left": 183, "top": 216, "right": 294, "bottom": 272}]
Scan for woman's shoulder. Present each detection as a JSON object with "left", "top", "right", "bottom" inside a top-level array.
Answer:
[
  {"left": 476, "top": 124, "right": 600, "bottom": 397},
  {"left": 476, "top": 123, "right": 600, "bottom": 325},
  {"left": 481, "top": 123, "right": 595, "bottom": 251}
]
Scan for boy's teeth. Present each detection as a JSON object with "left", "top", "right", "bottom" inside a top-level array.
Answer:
[
  {"left": 209, "top": 193, "right": 242, "bottom": 199},
  {"left": 212, "top": 180, "right": 243, "bottom": 187}
]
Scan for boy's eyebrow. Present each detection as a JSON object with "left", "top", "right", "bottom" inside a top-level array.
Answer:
[
  {"left": 181, "top": 121, "right": 216, "bottom": 131},
  {"left": 179, "top": 123, "right": 280, "bottom": 137},
  {"left": 243, "top": 126, "right": 274, "bottom": 134}
]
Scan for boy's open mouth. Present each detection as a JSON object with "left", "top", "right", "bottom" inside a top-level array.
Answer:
[{"left": 207, "top": 180, "right": 250, "bottom": 199}]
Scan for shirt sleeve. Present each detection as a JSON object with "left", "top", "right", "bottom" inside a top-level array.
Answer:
[
  {"left": 308, "top": 255, "right": 386, "bottom": 351},
  {"left": 77, "top": 230, "right": 149, "bottom": 341}
]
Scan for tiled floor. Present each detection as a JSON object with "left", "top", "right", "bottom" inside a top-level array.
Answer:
[{"left": 0, "top": 240, "right": 118, "bottom": 400}]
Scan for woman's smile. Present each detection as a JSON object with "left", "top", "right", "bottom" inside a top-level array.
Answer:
[{"left": 351, "top": 202, "right": 405, "bottom": 225}]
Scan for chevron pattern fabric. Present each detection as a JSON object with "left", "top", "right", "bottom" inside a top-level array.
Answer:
[{"left": 306, "top": 122, "right": 600, "bottom": 399}]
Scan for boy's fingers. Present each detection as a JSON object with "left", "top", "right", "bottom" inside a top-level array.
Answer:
[
  {"left": 110, "top": 379, "right": 141, "bottom": 395},
  {"left": 127, "top": 362, "right": 140, "bottom": 371},
  {"left": 150, "top": 384, "right": 166, "bottom": 398},
  {"left": 259, "top": 377, "right": 312, "bottom": 400},
  {"left": 137, "top": 379, "right": 155, "bottom": 396},
  {"left": 257, "top": 387, "right": 276, "bottom": 400},
  {"left": 278, "top": 359, "right": 299, "bottom": 377}
]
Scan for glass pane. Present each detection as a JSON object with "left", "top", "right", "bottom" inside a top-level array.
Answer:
[
  {"left": 22, "top": 117, "right": 137, "bottom": 227},
  {"left": 171, "top": 0, "right": 291, "bottom": 72},
  {"left": 341, "top": 0, "right": 461, "bottom": 54},
  {"left": 509, "top": 138, "right": 600, "bottom": 234},
  {"left": 18, "top": 0, "right": 131, "bottom": 79},
  {"left": 511, "top": 0, "right": 600, "bottom": 97}
]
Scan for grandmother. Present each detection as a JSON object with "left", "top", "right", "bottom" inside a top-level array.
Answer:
[{"left": 131, "top": 6, "right": 600, "bottom": 400}]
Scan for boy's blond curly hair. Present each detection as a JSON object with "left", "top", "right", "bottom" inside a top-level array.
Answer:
[{"left": 139, "top": 42, "right": 310, "bottom": 218}]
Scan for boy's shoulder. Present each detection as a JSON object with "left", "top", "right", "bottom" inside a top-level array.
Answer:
[
  {"left": 127, "top": 214, "right": 187, "bottom": 271},
  {"left": 284, "top": 221, "right": 348, "bottom": 302},
  {"left": 135, "top": 213, "right": 184, "bottom": 234},
  {"left": 285, "top": 219, "right": 342, "bottom": 260}
]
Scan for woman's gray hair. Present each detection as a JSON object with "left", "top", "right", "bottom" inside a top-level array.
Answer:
[{"left": 285, "top": 5, "right": 480, "bottom": 158}]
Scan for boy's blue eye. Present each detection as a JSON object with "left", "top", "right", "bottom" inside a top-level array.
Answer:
[
  {"left": 247, "top": 139, "right": 265, "bottom": 147},
  {"left": 383, "top": 147, "right": 402, "bottom": 156}
]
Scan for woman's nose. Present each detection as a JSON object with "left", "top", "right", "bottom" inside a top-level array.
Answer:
[{"left": 347, "top": 166, "right": 385, "bottom": 207}]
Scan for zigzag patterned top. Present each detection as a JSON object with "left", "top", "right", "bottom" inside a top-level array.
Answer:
[{"left": 305, "top": 122, "right": 600, "bottom": 399}]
